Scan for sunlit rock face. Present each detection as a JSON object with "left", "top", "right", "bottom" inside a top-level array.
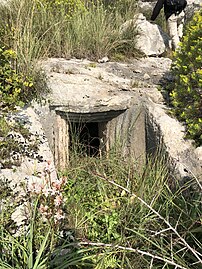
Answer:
[{"left": 121, "top": 13, "right": 171, "bottom": 56}]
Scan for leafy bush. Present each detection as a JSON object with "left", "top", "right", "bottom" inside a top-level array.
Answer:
[
  {"left": 0, "top": 46, "right": 28, "bottom": 165},
  {"left": 39, "top": 0, "right": 86, "bottom": 19},
  {"left": 170, "top": 9, "right": 202, "bottom": 146},
  {"left": 0, "top": 47, "right": 32, "bottom": 111},
  {"left": 0, "top": 46, "right": 48, "bottom": 168}
]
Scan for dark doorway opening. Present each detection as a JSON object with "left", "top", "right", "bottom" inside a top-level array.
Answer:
[{"left": 70, "top": 122, "right": 100, "bottom": 157}]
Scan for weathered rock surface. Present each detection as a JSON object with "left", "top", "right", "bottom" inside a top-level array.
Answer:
[
  {"left": 36, "top": 57, "right": 201, "bottom": 182},
  {"left": 0, "top": 107, "right": 57, "bottom": 193},
  {"left": 185, "top": 0, "right": 202, "bottom": 21},
  {"left": 40, "top": 58, "right": 135, "bottom": 113},
  {"left": 145, "top": 99, "right": 202, "bottom": 181},
  {"left": 1, "top": 56, "right": 201, "bottom": 185},
  {"left": 121, "top": 13, "right": 171, "bottom": 56}
]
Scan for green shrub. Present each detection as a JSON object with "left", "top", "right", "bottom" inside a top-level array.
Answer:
[
  {"left": 39, "top": 0, "right": 86, "bottom": 19},
  {"left": 0, "top": 46, "right": 48, "bottom": 168},
  {"left": 0, "top": 45, "right": 46, "bottom": 108},
  {"left": 170, "top": 9, "right": 202, "bottom": 146},
  {"left": 0, "top": 47, "right": 31, "bottom": 111}
]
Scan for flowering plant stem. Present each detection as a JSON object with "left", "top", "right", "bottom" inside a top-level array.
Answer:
[{"left": 27, "top": 197, "right": 52, "bottom": 269}]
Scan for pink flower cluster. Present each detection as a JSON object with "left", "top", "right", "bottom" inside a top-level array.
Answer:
[{"left": 27, "top": 161, "right": 67, "bottom": 224}]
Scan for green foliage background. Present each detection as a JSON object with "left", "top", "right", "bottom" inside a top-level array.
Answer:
[
  {"left": 0, "top": 47, "right": 33, "bottom": 111},
  {"left": 0, "top": 46, "right": 48, "bottom": 168},
  {"left": 39, "top": 0, "right": 86, "bottom": 18},
  {"left": 170, "top": 8, "right": 202, "bottom": 145}
]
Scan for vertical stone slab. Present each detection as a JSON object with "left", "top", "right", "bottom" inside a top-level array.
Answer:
[
  {"left": 33, "top": 103, "right": 56, "bottom": 155},
  {"left": 106, "top": 102, "right": 146, "bottom": 168},
  {"left": 98, "top": 122, "right": 107, "bottom": 157},
  {"left": 128, "top": 104, "right": 146, "bottom": 163},
  {"left": 54, "top": 113, "right": 69, "bottom": 170}
]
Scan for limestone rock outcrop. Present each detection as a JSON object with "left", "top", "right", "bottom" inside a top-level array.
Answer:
[
  {"left": 121, "top": 13, "right": 171, "bottom": 56},
  {"left": 37, "top": 57, "right": 201, "bottom": 182},
  {"left": 1, "top": 57, "right": 201, "bottom": 184},
  {"left": 0, "top": 106, "right": 57, "bottom": 194}
]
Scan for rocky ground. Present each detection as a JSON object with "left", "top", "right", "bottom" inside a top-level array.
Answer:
[{"left": 104, "top": 57, "right": 172, "bottom": 87}]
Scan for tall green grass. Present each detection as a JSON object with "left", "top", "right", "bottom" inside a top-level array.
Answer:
[
  {"left": 0, "top": 0, "right": 139, "bottom": 73},
  {"left": 0, "top": 174, "right": 92, "bottom": 269},
  {"left": 63, "top": 149, "right": 202, "bottom": 269},
  {"left": 0, "top": 0, "right": 139, "bottom": 106},
  {"left": 0, "top": 137, "right": 201, "bottom": 268}
]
